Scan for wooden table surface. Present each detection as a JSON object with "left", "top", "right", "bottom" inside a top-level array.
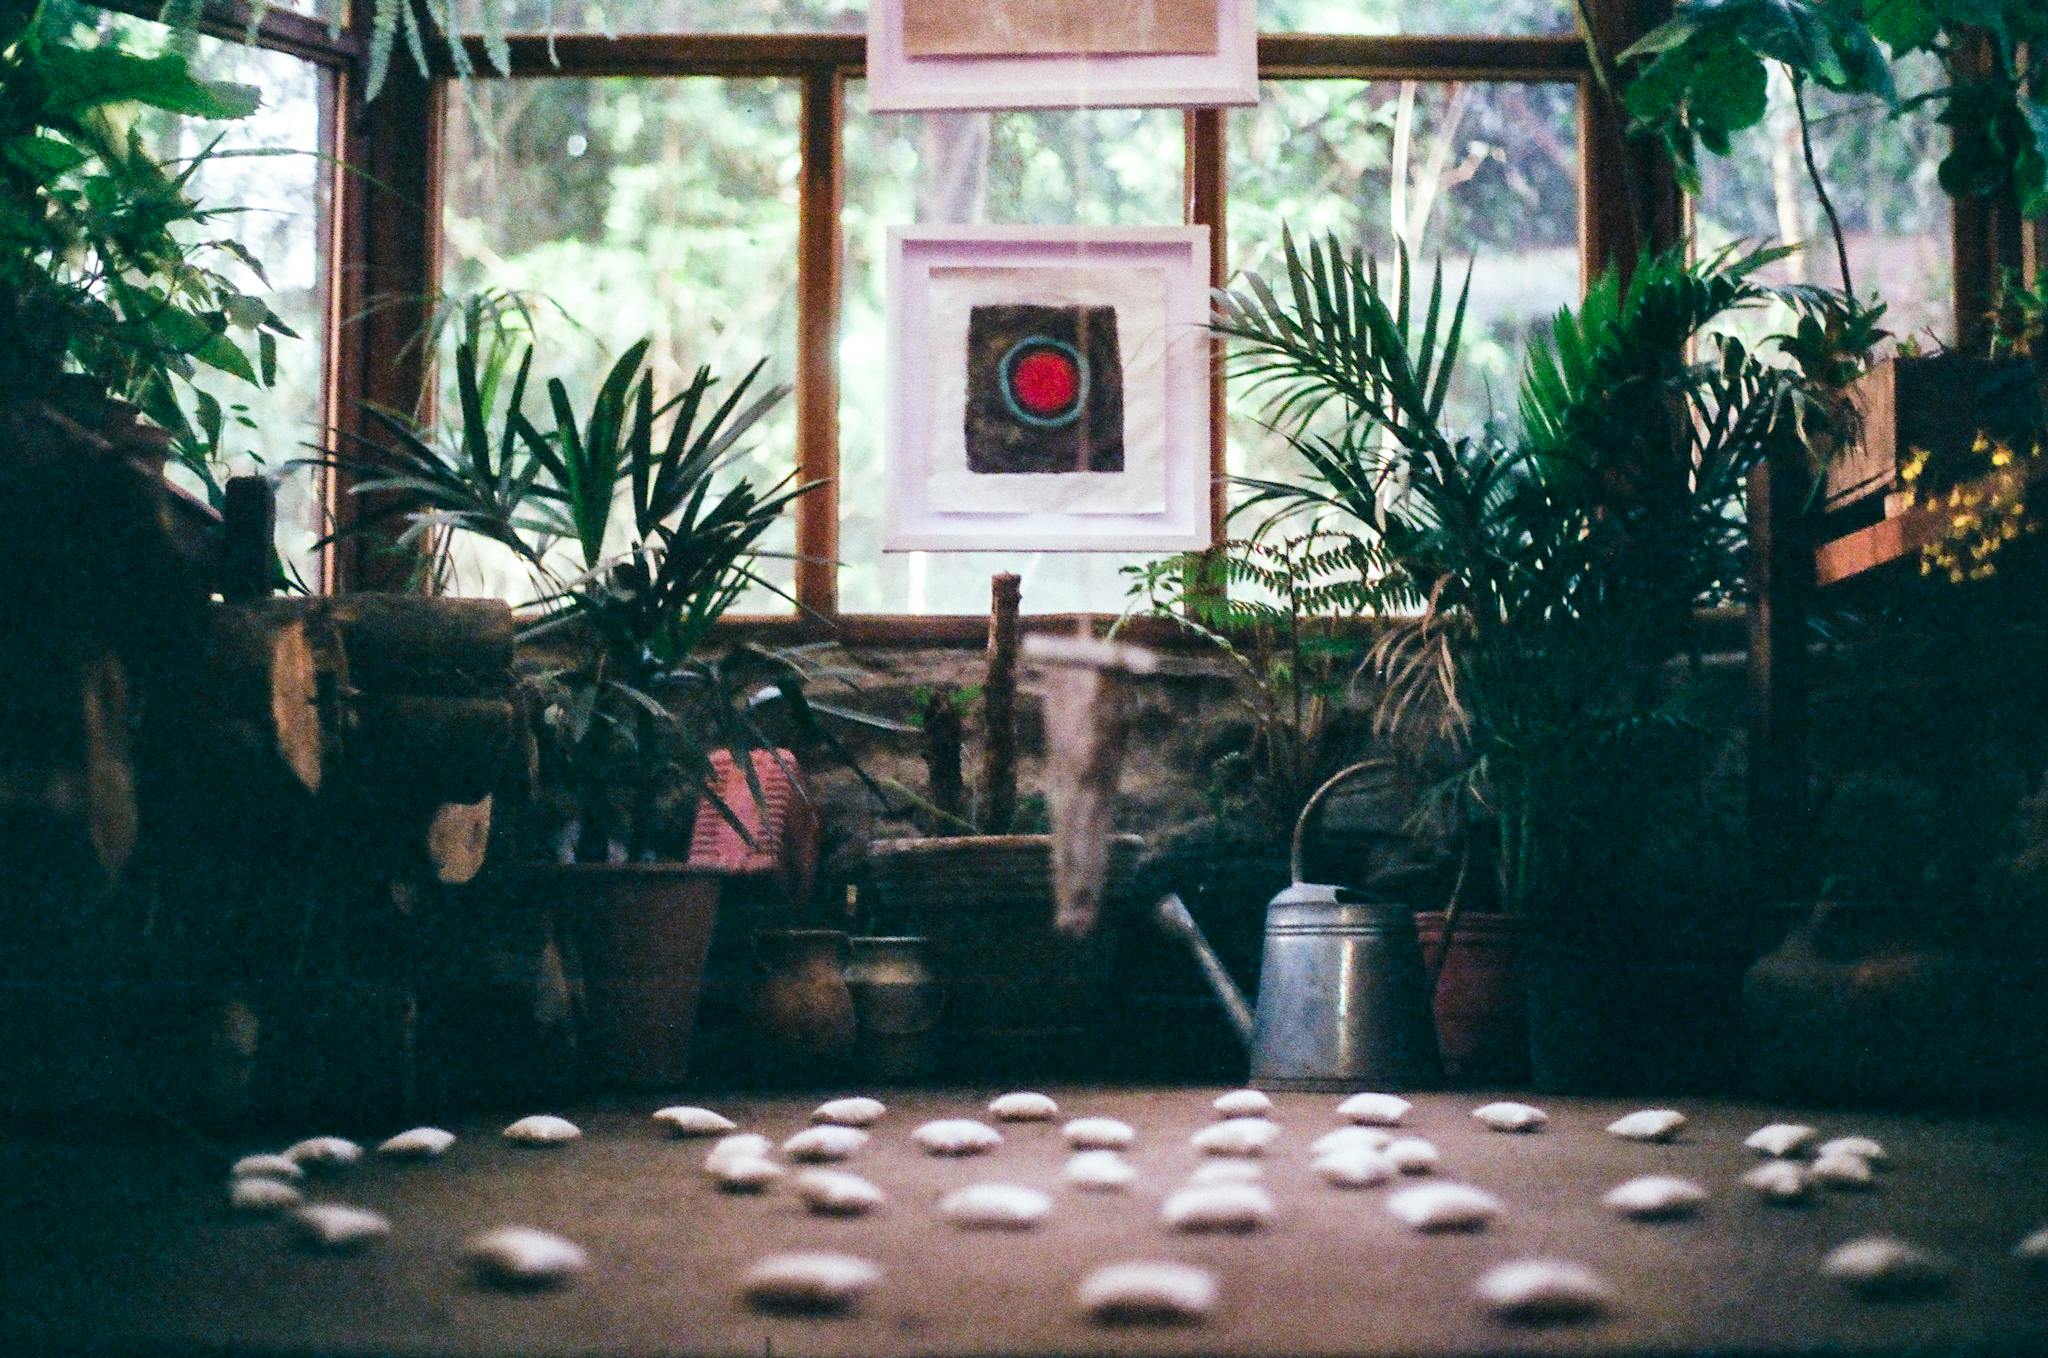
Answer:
[{"left": 4, "top": 1088, "right": 2046, "bottom": 1357}]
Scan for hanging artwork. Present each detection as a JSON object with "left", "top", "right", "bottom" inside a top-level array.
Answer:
[
  {"left": 884, "top": 227, "right": 1211, "bottom": 553},
  {"left": 867, "top": 0, "right": 1256, "bottom": 111}
]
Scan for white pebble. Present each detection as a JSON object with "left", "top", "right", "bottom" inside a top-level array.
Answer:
[
  {"left": 1064, "top": 1150, "right": 1138, "bottom": 1191},
  {"left": 712, "top": 1155, "right": 784, "bottom": 1193},
  {"left": 1313, "top": 1126, "right": 1393, "bottom": 1157},
  {"left": 1472, "top": 1102, "right": 1547, "bottom": 1133},
  {"left": 286, "top": 1136, "right": 363, "bottom": 1170},
  {"left": 1337, "top": 1092, "right": 1411, "bottom": 1126},
  {"left": 1385, "top": 1136, "right": 1440, "bottom": 1175},
  {"left": 1604, "top": 1175, "right": 1707, "bottom": 1220},
  {"left": 1607, "top": 1109, "right": 1686, "bottom": 1143},
  {"left": 1817, "top": 1135, "right": 1888, "bottom": 1167},
  {"left": 502, "top": 1115, "right": 579, "bottom": 1146},
  {"left": 1742, "top": 1160, "right": 1813, "bottom": 1204},
  {"left": 231, "top": 1153, "right": 304, "bottom": 1182},
  {"left": 1386, "top": 1183, "right": 1502, "bottom": 1232},
  {"left": 1314, "top": 1149, "right": 1396, "bottom": 1188},
  {"left": 1475, "top": 1259, "right": 1614, "bottom": 1322},
  {"left": 795, "top": 1169, "right": 886, "bottom": 1217},
  {"left": 1077, "top": 1262, "right": 1217, "bottom": 1323},
  {"left": 377, "top": 1127, "right": 455, "bottom": 1159},
  {"left": 229, "top": 1177, "right": 302, "bottom": 1214},
  {"left": 1745, "top": 1122, "right": 1819, "bottom": 1158},
  {"left": 652, "top": 1106, "right": 736, "bottom": 1137},
  {"left": 989, "top": 1092, "right": 1059, "bottom": 1122},
  {"left": 940, "top": 1183, "right": 1052, "bottom": 1229},
  {"left": 1824, "top": 1237, "right": 1950, "bottom": 1298},
  {"left": 2013, "top": 1226, "right": 2048, "bottom": 1263},
  {"left": 705, "top": 1133, "right": 773, "bottom": 1171},
  {"left": 464, "top": 1227, "right": 588, "bottom": 1288},
  {"left": 1191, "top": 1159, "right": 1263, "bottom": 1185},
  {"left": 289, "top": 1203, "right": 391, "bottom": 1252},
  {"left": 913, "top": 1118, "right": 1003, "bottom": 1156},
  {"left": 783, "top": 1125, "right": 870, "bottom": 1163},
  {"left": 811, "top": 1097, "right": 886, "bottom": 1127},
  {"left": 741, "top": 1252, "right": 880, "bottom": 1312},
  {"left": 1162, "top": 1182, "right": 1273, "bottom": 1233},
  {"left": 1213, "top": 1089, "right": 1273, "bottom": 1118},
  {"left": 1810, "top": 1152, "right": 1877, "bottom": 1191},
  {"left": 1063, "top": 1117, "right": 1135, "bottom": 1151},
  {"left": 1191, "top": 1117, "right": 1279, "bottom": 1157}
]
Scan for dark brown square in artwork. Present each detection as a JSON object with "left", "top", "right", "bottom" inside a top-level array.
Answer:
[{"left": 964, "top": 303, "right": 1124, "bottom": 475}]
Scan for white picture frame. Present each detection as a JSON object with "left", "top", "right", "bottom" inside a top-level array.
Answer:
[
  {"left": 865, "top": 0, "right": 1258, "bottom": 112},
  {"left": 883, "top": 226, "right": 1213, "bottom": 554}
]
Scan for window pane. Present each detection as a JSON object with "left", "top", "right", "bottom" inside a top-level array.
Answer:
[
  {"left": 125, "top": 27, "right": 333, "bottom": 590},
  {"left": 1695, "top": 55, "right": 1952, "bottom": 348},
  {"left": 1260, "top": 0, "right": 1571, "bottom": 36},
  {"left": 838, "top": 84, "right": 1186, "bottom": 615},
  {"left": 457, "top": 0, "right": 862, "bottom": 33},
  {"left": 440, "top": 76, "right": 802, "bottom": 610},
  {"left": 1227, "top": 80, "right": 1582, "bottom": 506}
]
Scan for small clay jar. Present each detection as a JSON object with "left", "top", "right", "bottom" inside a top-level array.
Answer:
[{"left": 751, "top": 929, "right": 856, "bottom": 1077}]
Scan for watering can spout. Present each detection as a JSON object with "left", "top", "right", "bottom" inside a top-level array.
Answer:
[{"left": 1153, "top": 892, "right": 1257, "bottom": 1048}]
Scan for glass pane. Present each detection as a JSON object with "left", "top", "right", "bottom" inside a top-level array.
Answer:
[
  {"left": 457, "top": 0, "right": 863, "bottom": 33},
  {"left": 121, "top": 25, "right": 334, "bottom": 589},
  {"left": 1226, "top": 79, "right": 1582, "bottom": 509},
  {"left": 1260, "top": 0, "right": 1572, "bottom": 36},
  {"left": 1695, "top": 55, "right": 1952, "bottom": 349},
  {"left": 839, "top": 84, "right": 1186, "bottom": 615},
  {"left": 440, "top": 76, "right": 803, "bottom": 610}
]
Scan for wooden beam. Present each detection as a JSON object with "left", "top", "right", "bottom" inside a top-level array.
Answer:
[
  {"left": 1746, "top": 453, "right": 1813, "bottom": 903},
  {"left": 794, "top": 68, "right": 843, "bottom": 618},
  {"left": 459, "top": 32, "right": 864, "bottom": 77},
  {"left": 1815, "top": 460, "right": 2048, "bottom": 587},
  {"left": 1258, "top": 33, "right": 1586, "bottom": 80},
  {"left": 1580, "top": 0, "right": 1681, "bottom": 280},
  {"left": 1187, "top": 108, "right": 1228, "bottom": 548},
  {"left": 92, "top": 0, "right": 362, "bottom": 66}
]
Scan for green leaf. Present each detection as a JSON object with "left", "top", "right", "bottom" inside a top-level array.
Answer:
[
  {"left": 4, "top": 134, "right": 90, "bottom": 178},
  {"left": 258, "top": 329, "right": 277, "bottom": 387},
  {"left": 40, "top": 46, "right": 260, "bottom": 120}
]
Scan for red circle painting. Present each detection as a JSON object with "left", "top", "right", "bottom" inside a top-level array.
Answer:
[{"left": 1011, "top": 349, "right": 1080, "bottom": 416}]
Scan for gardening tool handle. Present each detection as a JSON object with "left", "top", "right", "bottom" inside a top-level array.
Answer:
[
  {"left": 1290, "top": 758, "right": 1393, "bottom": 885},
  {"left": 1153, "top": 893, "right": 1257, "bottom": 1048}
]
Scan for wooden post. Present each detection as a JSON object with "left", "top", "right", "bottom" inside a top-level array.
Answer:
[
  {"left": 220, "top": 475, "right": 276, "bottom": 603},
  {"left": 922, "top": 686, "right": 965, "bottom": 833},
  {"left": 1747, "top": 452, "right": 1812, "bottom": 904},
  {"left": 980, "top": 573, "right": 1021, "bottom": 834}
]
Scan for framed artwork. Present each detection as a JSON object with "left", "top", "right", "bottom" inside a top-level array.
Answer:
[
  {"left": 866, "top": 0, "right": 1257, "bottom": 112},
  {"left": 883, "top": 226, "right": 1213, "bottom": 554}
]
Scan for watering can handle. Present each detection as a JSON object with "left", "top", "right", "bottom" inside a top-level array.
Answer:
[
  {"left": 1290, "top": 758, "right": 1393, "bottom": 884},
  {"left": 1153, "top": 893, "right": 1257, "bottom": 1048}
]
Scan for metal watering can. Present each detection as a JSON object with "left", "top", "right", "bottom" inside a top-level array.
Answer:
[{"left": 1154, "top": 761, "right": 1442, "bottom": 1091}]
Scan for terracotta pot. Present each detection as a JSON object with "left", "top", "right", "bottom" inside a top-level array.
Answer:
[
  {"left": 1414, "top": 911, "right": 1531, "bottom": 1086},
  {"left": 536, "top": 863, "right": 721, "bottom": 1090},
  {"left": 751, "top": 928, "right": 857, "bottom": 1078}
]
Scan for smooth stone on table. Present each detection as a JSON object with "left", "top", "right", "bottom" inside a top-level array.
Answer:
[
  {"left": 285, "top": 1137, "right": 363, "bottom": 1169},
  {"left": 1314, "top": 1148, "right": 1396, "bottom": 1188},
  {"left": 463, "top": 1227, "right": 588, "bottom": 1289},
  {"left": 1386, "top": 1183, "right": 1502, "bottom": 1231},
  {"left": 1472, "top": 1102, "right": 1547, "bottom": 1133},
  {"left": 1607, "top": 1109, "right": 1687, "bottom": 1142},
  {"left": 1823, "top": 1237, "right": 1951, "bottom": 1298},
  {"left": 913, "top": 1119, "right": 1003, "bottom": 1155},
  {"left": 228, "top": 1177, "right": 302, "bottom": 1214},
  {"left": 1817, "top": 1135, "right": 1888, "bottom": 1167},
  {"left": 1745, "top": 1123, "right": 1819, "bottom": 1158},
  {"left": 377, "top": 1127, "right": 455, "bottom": 1159},
  {"left": 288, "top": 1203, "right": 391, "bottom": 1252},
  {"left": 712, "top": 1156, "right": 784, "bottom": 1193},
  {"left": 1384, "top": 1136, "right": 1439, "bottom": 1174},
  {"left": 1337, "top": 1092, "right": 1411, "bottom": 1126},
  {"left": 2015, "top": 1226, "right": 2048, "bottom": 1262},
  {"left": 1191, "top": 1117, "right": 1279, "bottom": 1157},
  {"left": 652, "top": 1106, "right": 736, "bottom": 1137},
  {"left": 1212, "top": 1089, "right": 1272, "bottom": 1118},
  {"left": 1162, "top": 1183, "right": 1274, "bottom": 1233},
  {"left": 502, "top": 1115, "right": 580, "bottom": 1146},
  {"left": 705, "top": 1133, "right": 772, "bottom": 1170},
  {"left": 1603, "top": 1175, "right": 1707, "bottom": 1220},
  {"left": 783, "top": 1125, "right": 869, "bottom": 1162},
  {"left": 796, "top": 1169, "right": 886, "bottom": 1217},
  {"left": 1192, "top": 1158, "right": 1263, "bottom": 1185},
  {"left": 1077, "top": 1261, "right": 1218, "bottom": 1323},
  {"left": 741, "top": 1252, "right": 881, "bottom": 1313},
  {"left": 1742, "top": 1160, "right": 1813, "bottom": 1204},
  {"left": 811, "top": 1097, "right": 886, "bottom": 1127},
  {"left": 1809, "top": 1152, "right": 1877, "bottom": 1190},
  {"left": 1064, "top": 1150, "right": 1137, "bottom": 1191},
  {"left": 231, "top": 1153, "right": 303, "bottom": 1182},
  {"left": 940, "top": 1183, "right": 1052, "bottom": 1229},
  {"left": 1314, "top": 1126, "right": 1392, "bottom": 1157},
  {"left": 989, "top": 1092, "right": 1059, "bottom": 1122},
  {"left": 1063, "top": 1117, "right": 1135, "bottom": 1150},
  {"left": 1476, "top": 1259, "right": 1614, "bottom": 1322}
]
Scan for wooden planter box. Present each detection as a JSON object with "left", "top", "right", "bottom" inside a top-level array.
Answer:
[{"left": 1827, "top": 354, "right": 2039, "bottom": 512}]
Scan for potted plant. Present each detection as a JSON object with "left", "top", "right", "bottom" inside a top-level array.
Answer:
[
  {"left": 1213, "top": 230, "right": 1862, "bottom": 1091},
  {"left": 329, "top": 322, "right": 881, "bottom": 1088}
]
